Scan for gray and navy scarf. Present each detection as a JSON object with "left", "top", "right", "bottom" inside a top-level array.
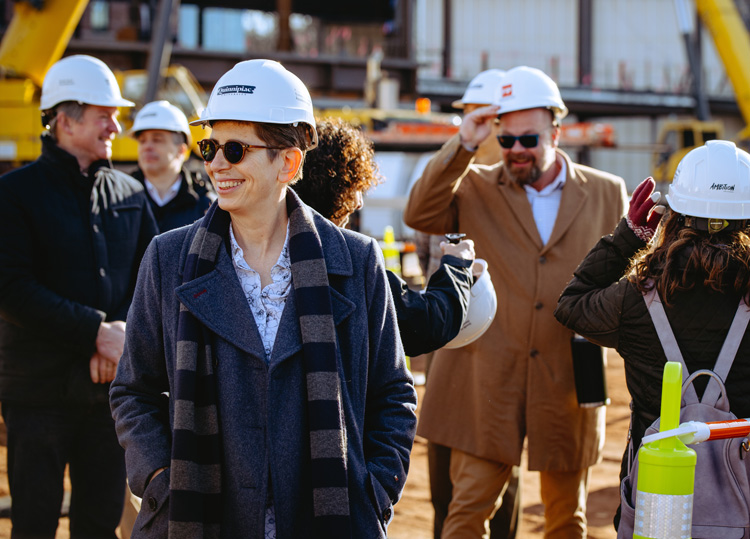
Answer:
[{"left": 169, "top": 192, "right": 350, "bottom": 538}]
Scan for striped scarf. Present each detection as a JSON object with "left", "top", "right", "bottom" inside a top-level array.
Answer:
[{"left": 169, "top": 192, "right": 350, "bottom": 538}]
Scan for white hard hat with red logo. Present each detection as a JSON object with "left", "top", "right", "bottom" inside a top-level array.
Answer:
[
  {"left": 492, "top": 65, "right": 568, "bottom": 120},
  {"left": 40, "top": 55, "right": 134, "bottom": 110},
  {"left": 452, "top": 69, "right": 506, "bottom": 109},
  {"left": 667, "top": 140, "right": 750, "bottom": 220},
  {"left": 444, "top": 258, "right": 498, "bottom": 349},
  {"left": 191, "top": 59, "right": 318, "bottom": 149},
  {"left": 131, "top": 100, "right": 191, "bottom": 140}
]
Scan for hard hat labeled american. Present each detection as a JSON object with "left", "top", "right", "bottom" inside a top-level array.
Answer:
[
  {"left": 444, "top": 258, "right": 498, "bottom": 349},
  {"left": 667, "top": 140, "right": 750, "bottom": 220},
  {"left": 492, "top": 65, "right": 567, "bottom": 120},
  {"left": 452, "top": 69, "right": 506, "bottom": 109},
  {"left": 40, "top": 55, "right": 135, "bottom": 110},
  {"left": 131, "top": 100, "right": 191, "bottom": 139},
  {"left": 192, "top": 59, "right": 318, "bottom": 148}
]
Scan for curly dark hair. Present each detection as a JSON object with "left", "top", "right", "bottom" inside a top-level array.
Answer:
[
  {"left": 629, "top": 210, "right": 750, "bottom": 305},
  {"left": 295, "top": 118, "right": 383, "bottom": 224}
]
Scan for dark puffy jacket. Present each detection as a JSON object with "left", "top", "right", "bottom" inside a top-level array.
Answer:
[
  {"left": 554, "top": 218, "right": 750, "bottom": 477},
  {"left": 130, "top": 167, "right": 215, "bottom": 233},
  {"left": 388, "top": 254, "right": 473, "bottom": 357},
  {"left": 0, "top": 136, "right": 158, "bottom": 405}
]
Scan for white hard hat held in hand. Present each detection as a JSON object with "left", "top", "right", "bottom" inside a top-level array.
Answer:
[
  {"left": 192, "top": 59, "right": 318, "bottom": 149},
  {"left": 40, "top": 55, "right": 135, "bottom": 110},
  {"left": 444, "top": 258, "right": 498, "bottom": 349}
]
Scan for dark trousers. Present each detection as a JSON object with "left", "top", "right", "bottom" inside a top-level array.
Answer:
[
  {"left": 428, "top": 441, "right": 521, "bottom": 539},
  {"left": 2, "top": 401, "right": 126, "bottom": 539}
]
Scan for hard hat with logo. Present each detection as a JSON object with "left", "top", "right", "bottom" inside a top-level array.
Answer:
[
  {"left": 452, "top": 69, "right": 506, "bottom": 109},
  {"left": 492, "top": 65, "right": 568, "bottom": 120},
  {"left": 666, "top": 140, "right": 750, "bottom": 226},
  {"left": 131, "top": 100, "right": 191, "bottom": 141},
  {"left": 191, "top": 59, "right": 318, "bottom": 149},
  {"left": 40, "top": 55, "right": 135, "bottom": 110},
  {"left": 444, "top": 258, "right": 498, "bottom": 349}
]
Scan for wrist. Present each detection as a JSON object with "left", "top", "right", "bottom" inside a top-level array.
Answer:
[{"left": 459, "top": 133, "right": 478, "bottom": 153}]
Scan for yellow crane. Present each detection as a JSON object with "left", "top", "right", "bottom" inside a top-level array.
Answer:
[
  {"left": 653, "top": 0, "right": 750, "bottom": 183},
  {"left": 0, "top": 0, "right": 207, "bottom": 168}
]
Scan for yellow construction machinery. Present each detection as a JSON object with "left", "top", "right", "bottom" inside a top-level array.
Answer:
[
  {"left": 0, "top": 0, "right": 207, "bottom": 167},
  {"left": 653, "top": 0, "right": 750, "bottom": 183}
]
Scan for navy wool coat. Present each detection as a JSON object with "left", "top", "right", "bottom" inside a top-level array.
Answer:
[{"left": 110, "top": 202, "right": 418, "bottom": 538}]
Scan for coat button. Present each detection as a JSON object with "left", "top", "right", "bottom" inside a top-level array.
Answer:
[
  {"left": 99, "top": 268, "right": 106, "bottom": 277},
  {"left": 383, "top": 507, "right": 392, "bottom": 522},
  {"left": 92, "top": 224, "right": 99, "bottom": 233},
  {"left": 148, "top": 496, "right": 158, "bottom": 511},
  {"left": 530, "top": 348, "right": 539, "bottom": 358},
  {"left": 539, "top": 255, "right": 547, "bottom": 264},
  {"left": 534, "top": 301, "right": 543, "bottom": 310}
]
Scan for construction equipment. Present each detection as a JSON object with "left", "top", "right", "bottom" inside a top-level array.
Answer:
[
  {"left": 653, "top": 0, "right": 750, "bottom": 183},
  {"left": 0, "top": 0, "right": 207, "bottom": 168}
]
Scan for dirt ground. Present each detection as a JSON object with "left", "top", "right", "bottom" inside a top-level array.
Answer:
[{"left": 0, "top": 351, "right": 630, "bottom": 539}]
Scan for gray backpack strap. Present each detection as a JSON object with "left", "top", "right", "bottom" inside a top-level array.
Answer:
[
  {"left": 701, "top": 298, "right": 750, "bottom": 405},
  {"left": 643, "top": 287, "right": 699, "bottom": 404}
]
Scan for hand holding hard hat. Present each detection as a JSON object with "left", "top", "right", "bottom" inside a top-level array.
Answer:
[{"left": 443, "top": 257, "right": 497, "bottom": 349}]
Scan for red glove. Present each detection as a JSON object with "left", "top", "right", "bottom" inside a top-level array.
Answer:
[{"left": 627, "top": 177, "right": 665, "bottom": 242}]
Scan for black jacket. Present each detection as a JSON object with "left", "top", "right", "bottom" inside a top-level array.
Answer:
[
  {"left": 0, "top": 136, "right": 158, "bottom": 405},
  {"left": 389, "top": 254, "right": 472, "bottom": 357},
  {"left": 554, "top": 218, "right": 750, "bottom": 474},
  {"left": 130, "top": 167, "right": 215, "bottom": 233}
]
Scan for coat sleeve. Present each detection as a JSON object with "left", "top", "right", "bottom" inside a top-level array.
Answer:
[
  {"left": 110, "top": 237, "right": 172, "bottom": 496},
  {"left": 554, "top": 218, "right": 646, "bottom": 349},
  {"left": 389, "top": 255, "right": 472, "bottom": 356},
  {"left": 402, "top": 135, "right": 475, "bottom": 234},
  {"left": 0, "top": 173, "right": 104, "bottom": 347},
  {"left": 362, "top": 240, "right": 418, "bottom": 508}
]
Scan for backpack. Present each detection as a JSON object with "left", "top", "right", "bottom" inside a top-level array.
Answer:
[{"left": 617, "top": 289, "right": 750, "bottom": 539}]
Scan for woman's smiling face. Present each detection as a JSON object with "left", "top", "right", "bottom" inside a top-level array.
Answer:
[{"left": 203, "top": 121, "right": 287, "bottom": 216}]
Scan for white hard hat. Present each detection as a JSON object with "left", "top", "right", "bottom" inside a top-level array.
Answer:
[
  {"left": 667, "top": 140, "right": 750, "bottom": 220},
  {"left": 452, "top": 69, "right": 506, "bottom": 109},
  {"left": 131, "top": 100, "right": 191, "bottom": 140},
  {"left": 492, "top": 65, "right": 568, "bottom": 120},
  {"left": 192, "top": 59, "right": 318, "bottom": 149},
  {"left": 444, "top": 259, "right": 498, "bottom": 349},
  {"left": 40, "top": 55, "right": 135, "bottom": 110}
]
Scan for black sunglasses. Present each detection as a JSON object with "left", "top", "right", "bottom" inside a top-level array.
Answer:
[
  {"left": 198, "top": 139, "right": 284, "bottom": 164},
  {"left": 497, "top": 134, "right": 540, "bottom": 149}
]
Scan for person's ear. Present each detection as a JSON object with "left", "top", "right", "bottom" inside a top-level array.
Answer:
[
  {"left": 549, "top": 125, "right": 561, "bottom": 146},
  {"left": 278, "top": 147, "right": 303, "bottom": 184}
]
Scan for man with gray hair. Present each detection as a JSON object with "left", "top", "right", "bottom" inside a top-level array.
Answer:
[{"left": 0, "top": 55, "right": 157, "bottom": 538}]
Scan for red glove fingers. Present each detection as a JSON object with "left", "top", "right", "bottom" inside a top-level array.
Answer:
[{"left": 627, "top": 177, "right": 664, "bottom": 241}]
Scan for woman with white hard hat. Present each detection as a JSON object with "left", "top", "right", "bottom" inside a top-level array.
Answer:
[
  {"left": 555, "top": 140, "right": 750, "bottom": 534},
  {"left": 110, "top": 59, "right": 417, "bottom": 538}
]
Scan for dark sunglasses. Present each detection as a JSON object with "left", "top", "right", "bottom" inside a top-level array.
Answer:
[
  {"left": 497, "top": 134, "right": 540, "bottom": 149},
  {"left": 198, "top": 139, "right": 284, "bottom": 164}
]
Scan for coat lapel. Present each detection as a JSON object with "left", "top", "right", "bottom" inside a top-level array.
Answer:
[{"left": 175, "top": 242, "right": 266, "bottom": 358}]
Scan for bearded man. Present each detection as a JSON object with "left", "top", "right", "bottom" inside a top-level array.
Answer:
[{"left": 403, "top": 66, "right": 627, "bottom": 539}]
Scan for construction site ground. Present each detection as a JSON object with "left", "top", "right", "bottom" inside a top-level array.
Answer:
[{"left": 0, "top": 351, "right": 629, "bottom": 538}]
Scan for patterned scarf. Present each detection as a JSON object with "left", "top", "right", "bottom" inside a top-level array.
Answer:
[{"left": 169, "top": 192, "right": 350, "bottom": 538}]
